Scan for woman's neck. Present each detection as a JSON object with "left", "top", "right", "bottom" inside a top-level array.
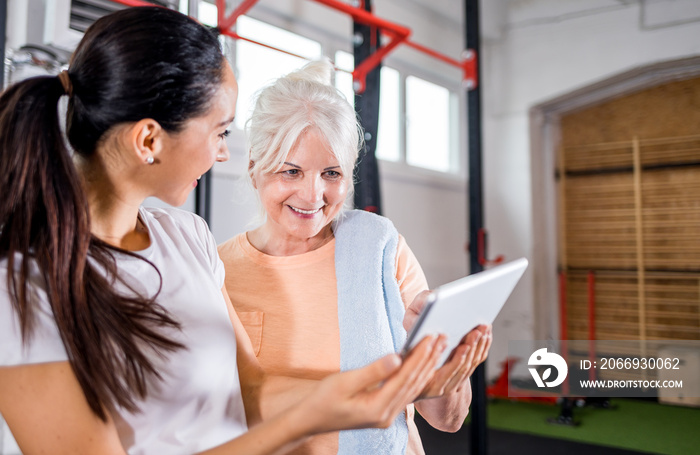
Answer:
[
  {"left": 76, "top": 155, "right": 150, "bottom": 251},
  {"left": 247, "top": 223, "right": 334, "bottom": 257}
]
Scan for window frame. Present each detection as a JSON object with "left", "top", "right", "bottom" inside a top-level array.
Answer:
[{"left": 214, "top": 8, "right": 467, "bottom": 183}]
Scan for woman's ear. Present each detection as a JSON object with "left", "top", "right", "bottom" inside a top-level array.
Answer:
[
  {"left": 249, "top": 159, "right": 257, "bottom": 188},
  {"left": 130, "top": 119, "right": 163, "bottom": 165}
]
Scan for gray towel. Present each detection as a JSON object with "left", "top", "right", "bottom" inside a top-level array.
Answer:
[{"left": 334, "top": 210, "right": 408, "bottom": 455}]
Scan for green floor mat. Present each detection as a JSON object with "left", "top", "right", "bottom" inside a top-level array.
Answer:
[{"left": 486, "top": 398, "right": 700, "bottom": 455}]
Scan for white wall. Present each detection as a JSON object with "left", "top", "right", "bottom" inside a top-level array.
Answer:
[{"left": 482, "top": 0, "right": 700, "bottom": 376}]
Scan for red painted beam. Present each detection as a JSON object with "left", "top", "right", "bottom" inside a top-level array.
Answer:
[
  {"left": 114, "top": 0, "right": 477, "bottom": 93},
  {"left": 217, "top": 0, "right": 259, "bottom": 33},
  {"left": 588, "top": 270, "right": 596, "bottom": 382},
  {"left": 110, "top": 0, "right": 158, "bottom": 7}
]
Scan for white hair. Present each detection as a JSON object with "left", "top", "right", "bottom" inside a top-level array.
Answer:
[{"left": 246, "top": 58, "right": 362, "bottom": 219}]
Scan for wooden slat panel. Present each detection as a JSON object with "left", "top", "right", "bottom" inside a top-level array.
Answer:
[
  {"left": 565, "top": 144, "right": 632, "bottom": 172},
  {"left": 564, "top": 271, "right": 700, "bottom": 341},
  {"left": 564, "top": 172, "right": 637, "bottom": 269},
  {"left": 560, "top": 78, "right": 700, "bottom": 147},
  {"left": 633, "top": 137, "right": 647, "bottom": 341},
  {"left": 559, "top": 77, "right": 700, "bottom": 351},
  {"left": 642, "top": 167, "right": 700, "bottom": 270}
]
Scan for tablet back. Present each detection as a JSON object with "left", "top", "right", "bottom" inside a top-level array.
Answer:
[{"left": 403, "top": 257, "right": 528, "bottom": 366}]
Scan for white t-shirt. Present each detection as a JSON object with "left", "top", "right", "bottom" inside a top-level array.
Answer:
[{"left": 0, "top": 207, "right": 248, "bottom": 454}]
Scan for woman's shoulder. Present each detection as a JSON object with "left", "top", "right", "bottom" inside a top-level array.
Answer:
[
  {"left": 216, "top": 232, "right": 247, "bottom": 261},
  {"left": 333, "top": 210, "right": 398, "bottom": 238},
  {"left": 141, "top": 206, "right": 215, "bottom": 242},
  {"left": 140, "top": 206, "right": 219, "bottom": 257},
  {"left": 0, "top": 255, "right": 69, "bottom": 367},
  {"left": 334, "top": 209, "right": 396, "bottom": 235},
  {"left": 217, "top": 232, "right": 246, "bottom": 250},
  {"left": 141, "top": 206, "right": 206, "bottom": 230}
]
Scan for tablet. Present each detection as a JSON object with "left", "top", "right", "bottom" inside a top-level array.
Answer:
[{"left": 400, "top": 257, "right": 528, "bottom": 366}]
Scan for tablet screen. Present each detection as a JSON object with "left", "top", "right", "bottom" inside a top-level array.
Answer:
[{"left": 401, "top": 258, "right": 528, "bottom": 366}]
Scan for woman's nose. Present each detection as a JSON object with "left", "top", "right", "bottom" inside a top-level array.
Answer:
[
  {"left": 300, "top": 176, "right": 323, "bottom": 203},
  {"left": 216, "top": 143, "right": 230, "bottom": 162}
]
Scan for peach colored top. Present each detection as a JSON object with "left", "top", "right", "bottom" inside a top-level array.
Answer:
[{"left": 218, "top": 232, "right": 429, "bottom": 455}]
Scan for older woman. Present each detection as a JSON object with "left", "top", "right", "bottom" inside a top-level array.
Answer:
[{"left": 218, "top": 60, "right": 492, "bottom": 455}]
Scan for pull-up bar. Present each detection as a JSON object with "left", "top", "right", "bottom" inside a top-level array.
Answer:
[
  {"left": 215, "top": 0, "right": 409, "bottom": 93},
  {"left": 215, "top": 0, "right": 477, "bottom": 92},
  {"left": 110, "top": 0, "right": 477, "bottom": 92}
]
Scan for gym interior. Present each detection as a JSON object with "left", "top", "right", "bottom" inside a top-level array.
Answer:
[{"left": 1, "top": 1, "right": 699, "bottom": 454}]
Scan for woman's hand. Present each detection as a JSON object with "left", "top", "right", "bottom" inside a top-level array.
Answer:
[
  {"left": 418, "top": 324, "right": 491, "bottom": 399},
  {"left": 403, "top": 291, "right": 492, "bottom": 400},
  {"left": 295, "top": 334, "right": 447, "bottom": 435},
  {"left": 403, "top": 290, "right": 432, "bottom": 333}
]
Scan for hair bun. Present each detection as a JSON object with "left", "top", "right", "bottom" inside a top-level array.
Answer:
[{"left": 286, "top": 57, "right": 333, "bottom": 86}]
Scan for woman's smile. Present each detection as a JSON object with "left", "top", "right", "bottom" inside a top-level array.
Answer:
[{"left": 288, "top": 204, "right": 324, "bottom": 216}]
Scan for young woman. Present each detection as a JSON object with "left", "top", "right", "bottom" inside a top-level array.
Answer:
[
  {"left": 219, "top": 60, "right": 492, "bottom": 454},
  {"left": 0, "top": 7, "right": 445, "bottom": 455}
]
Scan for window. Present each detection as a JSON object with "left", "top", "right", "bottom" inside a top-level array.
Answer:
[
  {"left": 334, "top": 50, "right": 400, "bottom": 162},
  {"left": 333, "top": 51, "right": 458, "bottom": 173},
  {"left": 405, "top": 76, "right": 456, "bottom": 173},
  {"left": 234, "top": 16, "right": 322, "bottom": 130},
  {"left": 229, "top": 18, "right": 460, "bottom": 175},
  {"left": 197, "top": 1, "right": 217, "bottom": 26},
  {"left": 334, "top": 50, "right": 354, "bottom": 105},
  {"left": 376, "top": 66, "right": 401, "bottom": 163}
]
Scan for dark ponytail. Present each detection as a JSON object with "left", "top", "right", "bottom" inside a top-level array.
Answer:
[{"left": 0, "top": 7, "right": 225, "bottom": 420}]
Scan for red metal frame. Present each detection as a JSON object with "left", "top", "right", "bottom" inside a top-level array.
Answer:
[
  {"left": 486, "top": 357, "right": 558, "bottom": 404},
  {"left": 225, "top": 30, "right": 312, "bottom": 61},
  {"left": 214, "top": 0, "right": 477, "bottom": 93},
  {"left": 559, "top": 271, "right": 567, "bottom": 341},
  {"left": 112, "top": 0, "right": 156, "bottom": 6},
  {"left": 477, "top": 228, "right": 504, "bottom": 267},
  {"left": 559, "top": 270, "right": 570, "bottom": 396},
  {"left": 587, "top": 270, "right": 596, "bottom": 382},
  {"left": 217, "top": 0, "right": 258, "bottom": 31},
  {"left": 404, "top": 40, "right": 477, "bottom": 89},
  {"left": 112, "top": 0, "right": 478, "bottom": 92}
]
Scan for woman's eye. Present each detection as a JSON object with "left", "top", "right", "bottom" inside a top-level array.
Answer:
[
  {"left": 325, "top": 170, "right": 341, "bottom": 179},
  {"left": 283, "top": 169, "right": 299, "bottom": 176},
  {"left": 219, "top": 129, "right": 231, "bottom": 139}
]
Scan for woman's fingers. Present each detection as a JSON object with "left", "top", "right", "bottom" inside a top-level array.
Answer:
[
  {"left": 301, "top": 354, "right": 406, "bottom": 433},
  {"left": 337, "top": 353, "right": 403, "bottom": 395},
  {"left": 386, "top": 335, "right": 440, "bottom": 394},
  {"left": 403, "top": 290, "right": 433, "bottom": 331},
  {"left": 427, "top": 325, "right": 493, "bottom": 396},
  {"left": 444, "top": 344, "right": 476, "bottom": 394},
  {"left": 418, "top": 342, "right": 469, "bottom": 398},
  {"left": 302, "top": 331, "right": 480, "bottom": 434},
  {"left": 479, "top": 327, "right": 493, "bottom": 363},
  {"left": 377, "top": 335, "right": 445, "bottom": 417},
  {"left": 408, "top": 335, "right": 447, "bottom": 391},
  {"left": 444, "top": 325, "right": 493, "bottom": 393}
]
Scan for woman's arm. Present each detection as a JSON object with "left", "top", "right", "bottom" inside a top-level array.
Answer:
[
  {"left": 396, "top": 238, "right": 492, "bottom": 432},
  {"left": 201, "top": 334, "right": 444, "bottom": 454},
  {"left": 0, "top": 333, "right": 444, "bottom": 455},
  {"left": 0, "top": 362, "right": 126, "bottom": 455},
  {"left": 406, "top": 296, "right": 492, "bottom": 432}
]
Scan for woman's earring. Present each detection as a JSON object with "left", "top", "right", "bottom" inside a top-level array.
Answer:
[{"left": 146, "top": 156, "right": 154, "bottom": 165}]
